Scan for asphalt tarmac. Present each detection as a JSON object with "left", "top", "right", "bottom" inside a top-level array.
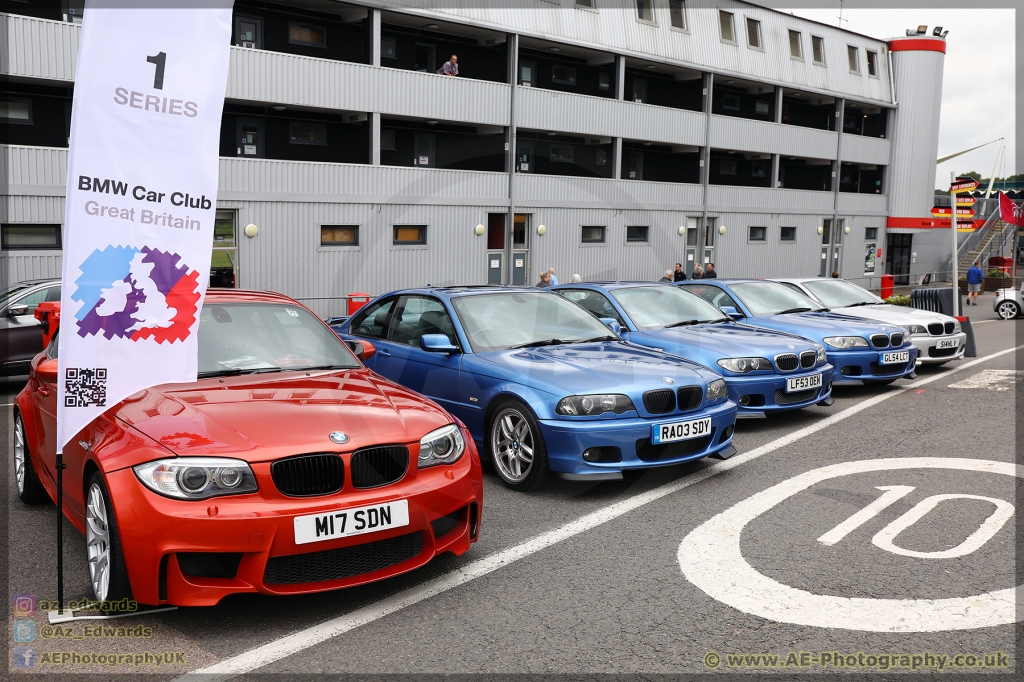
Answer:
[{"left": 4, "top": 311, "right": 1019, "bottom": 676}]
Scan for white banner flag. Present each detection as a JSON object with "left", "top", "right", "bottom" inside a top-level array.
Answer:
[{"left": 57, "top": 1, "right": 233, "bottom": 452}]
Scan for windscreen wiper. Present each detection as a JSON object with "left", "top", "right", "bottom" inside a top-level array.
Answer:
[
  {"left": 777, "top": 307, "right": 813, "bottom": 315},
  {"left": 664, "top": 320, "right": 701, "bottom": 328},
  {"left": 303, "top": 364, "right": 356, "bottom": 371},
  {"left": 845, "top": 301, "right": 876, "bottom": 307},
  {"left": 574, "top": 335, "right": 619, "bottom": 343},
  {"left": 508, "top": 338, "right": 566, "bottom": 349},
  {"left": 197, "top": 366, "right": 283, "bottom": 379}
]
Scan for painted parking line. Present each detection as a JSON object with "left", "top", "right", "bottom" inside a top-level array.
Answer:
[{"left": 176, "top": 343, "right": 1024, "bottom": 682}]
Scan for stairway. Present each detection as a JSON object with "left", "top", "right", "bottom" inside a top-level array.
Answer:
[{"left": 958, "top": 219, "right": 1014, "bottom": 273}]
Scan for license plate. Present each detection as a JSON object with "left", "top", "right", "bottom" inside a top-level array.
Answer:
[
  {"left": 881, "top": 351, "right": 910, "bottom": 365},
  {"left": 651, "top": 417, "right": 712, "bottom": 444},
  {"left": 786, "top": 373, "right": 822, "bottom": 393},
  {"left": 936, "top": 338, "right": 958, "bottom": 349},
  {"left": 294, "top": 500, "right": 409, "bottom": 545}
]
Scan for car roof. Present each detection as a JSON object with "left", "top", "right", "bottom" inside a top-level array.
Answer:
[
  {"left": 678, "top": 278, "right": 761, "bottom": 285},
  {"left": 554, "top": 281, "right": 664, "bottom": 289},
  {"left": 381, "top": 285, "right": 549, "bottom": 298},
  {"left": 205, "top": 288, "right": 302, "bottom": 305},
  {"left": 2, "top": 278, "right": 60, "bottom": 291}
]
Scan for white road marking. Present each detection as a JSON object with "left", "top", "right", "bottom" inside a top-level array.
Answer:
[
  {"left": 948, "top": 369, "right": 1023, "bottom": 391},
  {"left": 177, "top": 343, "right": 1024, "bottom": 681},
  {"left": 678, "top": 458, "right": 1020, "bottom": 632},
  {"left": 816, "top": 485, "right": 915, "bottom": 546},
  {"left": 871, "top": 493, "right": 1014, "bottom": 560}
]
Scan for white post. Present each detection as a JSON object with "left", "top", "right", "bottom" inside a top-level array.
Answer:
[
  {"left": 951, "top": 171, "right": 959, "bottom": 316},
  {"left": 983, "top": 138, "right": 1005, "bottom": 200}
]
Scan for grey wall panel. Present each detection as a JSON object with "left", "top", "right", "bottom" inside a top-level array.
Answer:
[
  {"left": 708, "top": 115, "right": 837, "bottom": 159},
  {"left": 888, "top": 47, "right": 944, "bottom": 217},
  {"left": 711, "top": 213, "right": 822, "bottom": 279},
  {"left": 218, "top": 158, "right": 510, "bottom": 205},
  {"left": 516, "top": 86, "right": 705, "bottom": 145},
  {"left": 0, "top": 12, "right": 79, "bottom": 82},
  {"left": 228, "top": 47, "right": 510, "bottom": 126},
  {"left": 841, "top": 134, "right": 890, "bottom": 166},
  {"left": 0, "top": 195, "right": 65, "bottom": 223},
  {"left": 516, "top": 174, "right": 703, "bottom": 209},
  {"left": 0, "top": 252, "right": 63, "bottom": 283},
  {"left": 836, "top": 193, "right": 887, "bottom": 215},
  {"left": 1, "top": 145, "right": 68, "bottom": 195},
  {"left": 707, "top": 185, "right": 834, "bottom": 213}
]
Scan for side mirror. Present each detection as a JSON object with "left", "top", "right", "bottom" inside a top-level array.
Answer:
[
  {"left": 420, "top": 334, "right": 459, "bottom": 353},
  {"left": 36, "top": 357, "right": 58, "bottom": 383},
  {"left": 7, "top": 304, "right": 29, "bottom": 317},
  {"left": 599, "top": 318, "right": 622, "bottom": 335},
  {"left": 346, "top": 339, "right": 376, "bottom": 361},
  {"left": 719, "top": 306, "right": 743, "bottom": 319}
]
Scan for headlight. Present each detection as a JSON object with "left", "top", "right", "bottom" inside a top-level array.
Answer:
[
  {"left": 952, "top": 319, "right": 961, "bottom": 333},
  {"left": 822, "top": 336, "right": 868, "bottom": 349},
  {"left": 418, "top": 424, "right": 465, "bottom": 468},
  {"left": 815, "top": 347, "right": 827, "bottom": 364},
  {"left": 133, "top": 457, "right": 257, "bottom": 500},
  {"left": 716, "top": 357, "right": 772, "bottom": 373},
  {"left": 706, "top": 379, "right": 728, "bottom": 401},
  {"left": 556, "top": 394, "right": 634, "bottom": 416},
  {"left": 901, "top": 324, "right": 928, "bottom": 336}
]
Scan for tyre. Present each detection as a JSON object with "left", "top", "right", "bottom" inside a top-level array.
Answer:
[
  {"left": 996, "top": 301, "right": 1020, "bottom": 320},
  {"left": 488, "top": 400, "right": 550, "bottom": 491},
  {"left": 85, "top": 471, "right": 133, "bottom": 602},
  {"left": 14, "top": 413, "right": 49, "bottom": 504}
]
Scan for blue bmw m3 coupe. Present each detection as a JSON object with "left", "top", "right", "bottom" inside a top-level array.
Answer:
[{"left": 333, "top": 287, "right": 738, "bottom": 490}]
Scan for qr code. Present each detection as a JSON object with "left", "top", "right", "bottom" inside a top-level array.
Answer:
[{"left": 64, "top": 368, "right": 107, "bottom": 408}]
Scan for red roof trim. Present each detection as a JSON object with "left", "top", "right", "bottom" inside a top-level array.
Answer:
[
  {"left": 888, "top": 38, "right": 946, "bottom": 53},
  {"left": 886, "top": 217, "right": 984, "bottom": 229}
]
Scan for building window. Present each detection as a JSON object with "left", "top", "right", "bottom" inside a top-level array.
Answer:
[
  {"left": 289, "top": 122, "right": 327, "bottom": 146},
  {"left": 669, "top": 0, "right": 686, "bottom": 29},
  {"left": 636, "top": 0, "right": 654, "bottom": 22},
  {"left": 865, "top": 227, "right": 878, "bottom": 240},
  {"left": 632, "top": 79, "right": 647, "bottom": 103},
  {"left": 552, "top": 64, "right": 577, "bottom": 85},
  {"left": 550, "top": 145, "right": 574, "bottom": 163},
  {"left": 788, "top": 30, "right": 803, "bottom": 59},
  {"left": 847, "top": 45, "right": 860, "bottom": 73},
  {"left": 598, "top": 73, "right": 611, "bottom": 90},
  {"left": 520, "top": 61, "right": 536, "bottom": 87},
  {"left": 581, "top": 226, "right": 606, "bottom": 243},
  {"left": 748, "top": 226, "right": 767, "bottom": 242},
  {"left": 866, "top": 50, "right": 878, "bottom": 76},
  {"left": 755, "top": 100, "right": 770, "bottom": 115},
  {"left": 1, "top": 224, "right": 61, "bottom": 250},
  {"left": 380, "top": 129, "right": 396, "bottom": 150},
  {"left": 722, "top": 94, "right": 740, "bottom": 111},
  {"left": 720, "top": 159, "right": 737, "bottom": 175},
  {"left": 746, "top": 18, "right": 762, "bottom": 49},
  {"left": 321, "top": 225, "right": 358, "bottom": 246},
  {"left": 626, "top": 226, "right": 649, "bottom": 242},
  {"left": 0, "top": 98, "right": 32, "bottom": 124},
  {"left": 575, "top": 0, "right": 594, "bottom": 6},
  {"left": 719, "top": 11, "right": 735, "bottom": 42},
  {"left": 393, "top": 225, "right": 426, "bottom": 245},
  {"left": 595, "top": 149, "right": 608, "bottom": 165},
  {"left": 289, "top": 23, "right": 326, "bottom": 47},
  {"left": 811, "top": 35, "right": 825, "bottom": 64},
  {"left": 751, "top": 162, "right": 766, "bottom": 178},
  {"left": 381, "top": 37, "right": 397, "bottom": 59},
  {"left": 780, "top": 226, "right": 796, "bottom": 242}
]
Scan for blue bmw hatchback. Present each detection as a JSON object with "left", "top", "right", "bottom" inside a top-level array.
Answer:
[
  {"left": 677, "top": 279, "right": 919, "bottom": 385},
  {"left": 550, "top": 282, "right": 834, "bottom": 417},
  {"left": 333, "top": 287, "right": 738, "bottom": 490}
]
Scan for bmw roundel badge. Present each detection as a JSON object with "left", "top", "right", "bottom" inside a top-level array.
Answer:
[
  {"left": 329, "top": 432, "right": 349, "bottom": 444},
  {"left": 662, "top": 377, "right": 675, "bottom": 385}
]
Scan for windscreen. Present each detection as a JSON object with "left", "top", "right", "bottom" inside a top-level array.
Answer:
[
  {"left": 197, "top": 303, "right": 359, "bottom": 376},
  {"left": 451, "top": 291, "right": 616, "bottom": 353},
  {"left": 730, "top": 281, "right": 825, "bottom": 316},
  {"left": 611, "top": 286, "right": 729, "bottom": 330},
  {"left": 802, "top": 279, "right": 881, "bottom": 308}
]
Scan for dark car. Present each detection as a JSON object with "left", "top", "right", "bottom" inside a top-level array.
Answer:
[{"left": 0, "top": 279, "right": 61, "bottom": 375}]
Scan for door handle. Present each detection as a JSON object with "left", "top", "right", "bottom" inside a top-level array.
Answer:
[
  {"left": 378, "top": 348, "right": 391, "bottom": 357},
  {"left": 36, "top": 385, "right": 50, "bottom": 397}
]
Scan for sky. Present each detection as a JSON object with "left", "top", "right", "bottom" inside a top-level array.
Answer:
[{"left": 784, "top": 5, "right": 1016, "bottom": 190}]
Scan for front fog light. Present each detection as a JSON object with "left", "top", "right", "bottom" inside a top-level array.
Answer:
[
  {"left": 419, "top": 424, "right": 465, "bottom": 468},
  {"left": 134, "top": 458, "right": 258, "bottom": 500}
]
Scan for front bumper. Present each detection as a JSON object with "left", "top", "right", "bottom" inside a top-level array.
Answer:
[
  {"left": 107, "top": 442, "right": 483, "bottom": 607},
  {"left": 539, "top": 399, "right": 737, "bottom": 477},
  {"left": 726, "top": 365, "right": 834, "bottom": 417},
  {"left": 829, "top": 346, "right": 920, "bottom": 385},
  {"left": 910, "top": 332, "right": 967, "bottom": 363}
]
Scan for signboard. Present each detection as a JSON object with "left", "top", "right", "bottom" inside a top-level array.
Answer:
[
  {"left": 955, "top": 195, "right": 977, "bottom": 207},
  {"left": 57, "top": 2, "right": 233, "bottom": 452},
  {"left": 931, "top": 207, "right": 975, "bottom": 218},
  {"left": 950, "top": 179, "right": 979, "bottom": 193}
]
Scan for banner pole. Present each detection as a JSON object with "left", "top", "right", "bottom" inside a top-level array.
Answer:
[
  {"left": 56, "top": 452, "right": 65, "bottom": 615},
  {"left": 950, "top": 171, "right": 959, "bottom": 316}
]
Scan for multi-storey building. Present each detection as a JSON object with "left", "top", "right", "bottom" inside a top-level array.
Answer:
[{"left": 1, "top": 0, "right": 950, "bottom": 317}]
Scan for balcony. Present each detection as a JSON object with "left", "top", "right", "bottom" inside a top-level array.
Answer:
[
  {"left": 708, "top": 115, "right": 837, "bottom": 160},
  {"left": 0, "top": 12, "right": 79, "bottom": 82},
  {"left": 707, "top": 185, "right": 835, "bottom": 213},
  {"left": 840, "top": 134, "right": 890, "bottom": 166}
]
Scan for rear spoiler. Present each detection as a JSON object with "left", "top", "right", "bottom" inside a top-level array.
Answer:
[{"left": 34, "top": 301, "right": 61, "bottom": 348}]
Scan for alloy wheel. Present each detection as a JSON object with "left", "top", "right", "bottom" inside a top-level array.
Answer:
[
  {"left": 14, "top": 417, "right": 25, "bottom": 495},
  {"left": 86, "top": 482, "right": 111, "bottom": 601},
  {"left": 996, "top": 301, "right": 1019, "bottom": 320},
  {"left": 491, "top": 407, "right": 535, "bottom": 483}
]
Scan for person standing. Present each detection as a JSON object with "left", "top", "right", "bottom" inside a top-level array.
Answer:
[
  {"left": 659, "top": 269, "right": 674, "bottom": 283},
  {"left": 570, "top": 274, "right": 582, "bottom": 283},
  {"left": 966, "top": 261, "right": 984, "bottom": 305},
  {"left": 536, "top": 271, "right": 552, "bottom": 288},
  {"left": 673, "top": 263, "right": 687, "bottom": 282},
  {"left": 437, "top": 54, "right": 459, "bottom": 76},
  {"left": 704, "top": 263, "right": 718, "bottom": 279},
  {"left": 548, "top": 268, "right": 559, "bottom": 285},
  {"left": 692, "top": 263, "right": 704, "bottom": 279}
]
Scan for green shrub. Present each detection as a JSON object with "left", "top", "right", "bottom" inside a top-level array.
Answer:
[
  {"left": 884, "top": 294, "right": 911, "bottom": 306},
  {"left": 986, "top": 269, "right": 1009, "bottom": 277}
]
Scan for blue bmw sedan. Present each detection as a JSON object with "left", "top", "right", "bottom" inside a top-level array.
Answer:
[
  {"left": 550, "top": 282, "right": 834, "bottom": 418},
  {"left": 677, "top": 279, "right": 919, "bottom": 386},
  {"left": 333, "top": 287, "right": 738, "bottom": 490}
]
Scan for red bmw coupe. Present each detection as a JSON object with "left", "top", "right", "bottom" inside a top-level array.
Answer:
[{"left": 14, "top": 289, "right": 482, "bottom": 607}]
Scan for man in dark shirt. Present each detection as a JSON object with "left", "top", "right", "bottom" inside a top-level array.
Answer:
[
  {"left": 673, "top": 263, "right": 686, "bottom": 281},
  {"left": 704, "top": 262, "right": 718, "bottom": 278},
  {"left": 438, "top": 54, "right": 459, "bottom": 76}
]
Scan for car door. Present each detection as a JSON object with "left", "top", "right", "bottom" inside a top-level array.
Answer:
[
  {"left": 377, "top": 295, "right": 462, "bottom": 417},
  {"left": 345, "top": 296, "right": 400, "bottom": 371},
  {"left": 28, "top": 328, "right": 60, "bottom": 487},
  {"left": 1, "top": 285, "right": 60, "bottom": 373}
]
